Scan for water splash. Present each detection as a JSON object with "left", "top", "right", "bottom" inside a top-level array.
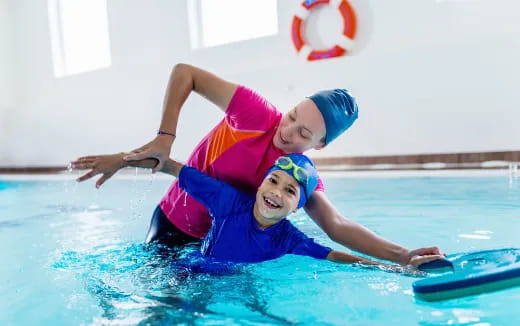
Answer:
[
  {"left": 129, "top": 168, "right": 156, "bottom": 220},
  {"left": 509, "top": 162, "right": 518, "bottom": 188},
  {"left": 50, "top": 242, "right": 297, "bottom": 325},
  {"left": 63, "top": 162, "right": 79, "bottom": 214},
  {"left": 183, "top": 192, "right": 192, "bottom": 233}
]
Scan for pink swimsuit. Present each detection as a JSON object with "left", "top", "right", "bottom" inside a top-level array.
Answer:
[{"left": 159, "top": 86, "right": 324, "bottom": 238}]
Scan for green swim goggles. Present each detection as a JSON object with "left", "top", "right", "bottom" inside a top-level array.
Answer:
[{"left": 274, "top": 156, "right": 309, "bottom": 199}]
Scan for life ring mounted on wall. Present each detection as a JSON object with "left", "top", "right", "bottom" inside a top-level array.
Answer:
[{"left": 291, "top": 0, "right": 357, "bottom": 61}]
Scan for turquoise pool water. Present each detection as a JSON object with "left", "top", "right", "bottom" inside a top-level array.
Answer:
[{"left": 1, "top": 174, "right": 519, "bottom": 325}]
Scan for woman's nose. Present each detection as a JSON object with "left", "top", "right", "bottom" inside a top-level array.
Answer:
[{"left": 283, "top": 126, "right": 294, "bottom": 141}]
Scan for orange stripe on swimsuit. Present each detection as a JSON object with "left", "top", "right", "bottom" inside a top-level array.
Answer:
[{"left": 203, "top": 121, "right": 264, "bottom": 169}]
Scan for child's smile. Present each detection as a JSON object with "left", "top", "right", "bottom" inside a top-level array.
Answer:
[
  {"left": 253, "top": 170, "right": 301, "bottom": 228},
  {"left": 263, "top": 194, "right": 281, "bottom": 209}
]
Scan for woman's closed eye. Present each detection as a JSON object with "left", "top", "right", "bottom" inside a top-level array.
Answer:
[{"left": 300, "top": 129, "right": 311, "bottom": 139}]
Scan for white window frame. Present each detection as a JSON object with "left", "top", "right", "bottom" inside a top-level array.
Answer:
[
  {"left": 187, "top": 0, "right": 279, "bottom": 49},
  {"left": 47, "top": 0, "right": 112, "bottom": 78}
]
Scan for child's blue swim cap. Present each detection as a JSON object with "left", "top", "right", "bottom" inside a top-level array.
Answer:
[
  {"left": 308, "top": 89, "right": 359, "bottom": 145},
  {"left": 265, "top": 153, "right": 318, "bottom": 209}
]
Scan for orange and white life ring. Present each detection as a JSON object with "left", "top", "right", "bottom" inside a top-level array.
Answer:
[{"left": 291, "top": 0, "right": 357, "bottom": 61}]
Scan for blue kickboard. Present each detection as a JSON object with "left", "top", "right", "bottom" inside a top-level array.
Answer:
[{"left": 413, "top": 248, "right": 520, "bottom": 301}]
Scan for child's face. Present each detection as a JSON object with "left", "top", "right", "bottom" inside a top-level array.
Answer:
[
  {"left": 274, "top": 99, "right": 326, "bottom": 154},
  {"left": 254, "top": 170, "right": 301, "bottom": 223}
]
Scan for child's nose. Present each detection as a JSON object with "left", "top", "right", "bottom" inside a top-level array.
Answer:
[{"left": 271, "top": 188, "right": 282, "bottom": 197}]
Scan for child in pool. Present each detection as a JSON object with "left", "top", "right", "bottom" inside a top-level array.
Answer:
[{"left": 75, "top": 152, "right": 440, "bottom": 269}]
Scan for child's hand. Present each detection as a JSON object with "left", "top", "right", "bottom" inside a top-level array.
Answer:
[{"left": 71, "top": 153, "right": 127, "bottom": 188}]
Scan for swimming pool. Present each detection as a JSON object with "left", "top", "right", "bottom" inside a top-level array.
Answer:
[{"left": 1, "top": 172, "right": 519, "bottom": 325}]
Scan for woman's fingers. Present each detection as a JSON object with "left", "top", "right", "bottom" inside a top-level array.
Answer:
[
  {"left": 124, "top": 137, "right": 171, "bottom": 162},
  {"left": 123, "top": 145, "right": 149, "bottom": 160},
  {"left": 123, "top": 150, "right": 142, "bottom": 161},
  {"left": 71, "top": 161, "right": 95, "bottom": 169},
  {"left": 124, "top": 148, "right": 154, "bottom": 161},
  {"left": 72, "top": 156, "right": 97, "bottom": 163},
  {"left": 411, "top": 254, "right": 444, "bottom": 267},
  {"left": 76, "top": 170, "right": 98, "bottom": 182},
  {"left": 409, "top": 246, "right": 442, "bottom": 260},
  {"left": 95, "top": 173, "right": 113, "bottom": 189},
  {"left": 71, "top": 157, "right": 98, "bottom": 168},
  {"left": 423, "top": 246, "right": 441, "bottom": 255}
]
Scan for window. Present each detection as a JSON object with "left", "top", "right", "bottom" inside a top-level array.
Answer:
[
  {"left": 47, "top": 0, "right": 111, "bottom": 78},
  {"left": 188, "top": 0, "right": 278, "bottom": 49}
]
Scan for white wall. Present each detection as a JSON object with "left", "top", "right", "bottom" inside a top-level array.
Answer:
[
  {"left": 3, "top": 0, "right": 520, "bottom": 167},
  {"left": 0, "top": 0, "right": 13, "bottom": 162}
]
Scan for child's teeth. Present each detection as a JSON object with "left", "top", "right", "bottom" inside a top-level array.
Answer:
[{"left": 265, "top": 198, "right": 279, "bottom": 207}]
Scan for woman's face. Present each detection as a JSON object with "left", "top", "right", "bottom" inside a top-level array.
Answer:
[{"left": 273, "top": 99, "right": 326, "bottom": 153}]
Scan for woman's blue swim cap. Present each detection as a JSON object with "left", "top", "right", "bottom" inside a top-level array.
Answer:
[
  {"left": 308, "top": 89, "right": 359, "bottom": 145},
  {"left": 264, "top": 153, "right": 318, "bottom": 209}
]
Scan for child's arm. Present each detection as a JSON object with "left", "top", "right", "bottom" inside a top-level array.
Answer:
[
  {"left": 73, "top": 152, "right": 243, "bottom": 217},
  {"left": 327, "top": 250, "right": 442, "bottom": 273},
  {"left": 159, "top": 158, "right": 184, "bottom": 177},
  {"left": 72, "top": 153, "right": 184, "bottom": 188}
]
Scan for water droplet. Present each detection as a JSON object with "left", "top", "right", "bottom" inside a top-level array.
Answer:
[{"left": 509, "top": 162, "right": 518, "bottom": 188}]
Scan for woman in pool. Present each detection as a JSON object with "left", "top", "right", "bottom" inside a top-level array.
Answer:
[{"left": 72, "top": 63, "right": 441, "bottom": 266}]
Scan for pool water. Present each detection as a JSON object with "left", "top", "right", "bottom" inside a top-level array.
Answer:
[{"left": 1, "top": 173, "right": 519, "bottom": 325}]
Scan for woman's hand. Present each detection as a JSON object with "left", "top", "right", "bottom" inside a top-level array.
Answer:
[
  {"left": 408, "top": 254, "right": 445, "bottom": 267},
  {"left": 123, "top": 135, "right": 174, "bottom": 173},
  {"left": 399, "top": 246, "right": 444, "bottom": 265},
  {"left": 71, "top": 153, "right": 127, "bottom": 188},
  {"left": 391, "top": 254, "right": 444, "bottom": 277}
]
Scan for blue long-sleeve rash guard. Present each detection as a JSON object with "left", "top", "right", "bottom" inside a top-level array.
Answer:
[{"left": 178, "top": 166, "right": 332, "bottom": 264}]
